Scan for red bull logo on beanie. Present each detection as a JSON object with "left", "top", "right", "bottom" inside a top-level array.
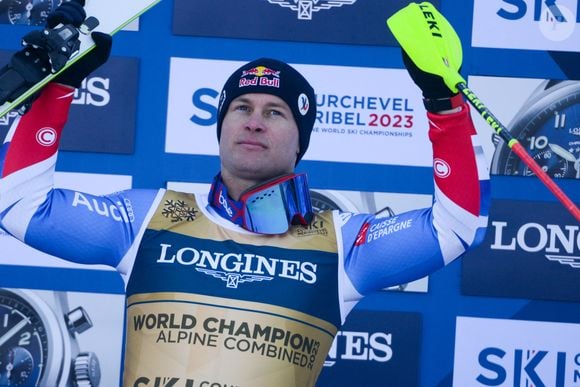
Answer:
[
  {"left": 241, "top": 66, "right": 280, "bottom": 77},
  {"left": 239, "top": 66, "right": 281, "bottom": 88}
]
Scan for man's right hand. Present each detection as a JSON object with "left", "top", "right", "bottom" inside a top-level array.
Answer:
[
  {"left": 47, "top": 0, "right": 112, "bottom": 89},
  {"left": 0, "top": 0, "right": 103, "bottom": 105},
  {"left": 46, "top": 0, "right": 87, "bottom": 28},
  {"left": 54, "top": 32, "right": 113, "bottom": 89}
]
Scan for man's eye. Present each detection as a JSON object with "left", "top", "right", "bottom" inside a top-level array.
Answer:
[
  {"left": 234, "top": 105, "right": 249, "bottom": 112},
  {"left": 268, "top": 109, "right": 283, "bottom": 116}
]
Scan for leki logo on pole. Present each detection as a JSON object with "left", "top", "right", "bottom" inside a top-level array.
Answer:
[{"left": 266, "top": 0, "right": 357, "bottom": 20}]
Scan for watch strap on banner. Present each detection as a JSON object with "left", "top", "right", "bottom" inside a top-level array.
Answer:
[
  {"left": 56, "top": 291, "right": 102, "bottom": 386},
  {"left": 423, "top": 93, "right": 464, "bottom": 113}
]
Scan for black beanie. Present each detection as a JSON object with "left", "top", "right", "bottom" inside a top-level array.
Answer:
[{"left": 216, "top": 58, "right": 316, "bottom": 164}]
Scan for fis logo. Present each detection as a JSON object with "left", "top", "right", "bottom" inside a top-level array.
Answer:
[
  {"left": 71, "top": 76, "right": 111, "bottom": 107},
  {"left": 266, "top": 0, "right": 357, "bottom": 20},
  {"left": 323, "top": 330, "right": 393, "bottom": 367},
  {"left": 477, "top": 347, "right": 580, "bottom": 386}
]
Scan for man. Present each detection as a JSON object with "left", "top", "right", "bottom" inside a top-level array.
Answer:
[{"left": 0, "top": 1, "right": 489, "bottom": 386}]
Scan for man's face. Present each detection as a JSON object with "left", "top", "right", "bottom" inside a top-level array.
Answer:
[{"left": 219, "top": 93, "right": 300, "bottom": 182}]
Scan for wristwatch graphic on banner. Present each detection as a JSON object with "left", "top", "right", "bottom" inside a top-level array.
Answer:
[
  {"left": 491, "top": 79, "right": 580, "bottom": 179},
  {"left": 0, "top": 288, "right": 101, "bottom": 386},
  {"left": 2, "top": 0, "right": 58, "bottom": 25}
]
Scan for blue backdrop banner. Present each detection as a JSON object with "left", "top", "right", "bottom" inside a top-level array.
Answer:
[
  {"left": 0, "top": 51, "right": 138, "bottom": 154},
  {"left": 462, "top": 199, "right": 580, "bottom": 302},
  {"left": 317, "top": 309, "right": 421, "bottom": 387},
  {"left": 62, "top": 57, "right": 139, "bottom": 154},
  {"left": 172, "top": 0, "right": 440, "bottom": 46}
]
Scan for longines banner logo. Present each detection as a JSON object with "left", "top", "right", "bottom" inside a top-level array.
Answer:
[
  {"left": 454, "top": 317, "right": 580, "bottom": 387},
  {"left": 266, "top": 0, "right": 357, "bottom": 20},
  {"left": 172, "top": 0, "right": 440, "bottom": 46},
  {"left": 317, "top": 310, "right": 421, "bottom": 387},
  {"left": 462, "top": 199, "right": 580, "bottom": 302},
  {"left": 156, "top": 243, "right": 318, "bottom": 289}
]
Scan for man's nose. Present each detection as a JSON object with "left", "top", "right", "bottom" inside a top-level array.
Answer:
[{"left": 245, "top": 111, "right": 265, "bottom": 132}]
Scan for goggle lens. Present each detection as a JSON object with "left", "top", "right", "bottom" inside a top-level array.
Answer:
[{"left": 241, "top": 173, "right": 313, "bottom": 234}]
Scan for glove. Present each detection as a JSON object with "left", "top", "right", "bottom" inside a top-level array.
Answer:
[
  {"left": 0, "top": 48, "right": 50, "bottom": 103},
  {"left": 402, "top": 49, "right": 463, "bottom": 113},
  {"left": 0, "top": 0, "right": 93, "bottom": 107},
  {"left": 402, "top": 49, "right": 456, "bottom": 100},
  {"left": 54, "top": 32, "right": 112, "bottom": 88},
  {"left": 45, "top": 0, "right": 110, "bottom": 88},
  {"left": 22, "top": 25, "right": 81, "bottom": 73},
  {"left": 46, "top": 0, "right": 86, "bottom": 28}
]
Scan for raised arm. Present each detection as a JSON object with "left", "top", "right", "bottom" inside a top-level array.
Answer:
[
  {"left": 0, "top": 7, "right": 160, "bottom": 268},
  {"left": 339, "top": 3, "right": 490, "bottom": 299},
  {"left": 0, "top": 80, "right": 160, "bottom": 269},
  {"left": 340, "top": 104, "right": 489, "bottom": 298}
]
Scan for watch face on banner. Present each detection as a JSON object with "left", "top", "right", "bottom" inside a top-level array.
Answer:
[
  {"left": 492, "top": 80, "right": 580, "bottom": 179},
  {"left": 0, "top": 0, "right": 60, "bottom": 25},
  {"left": 0, "top": 287, "right": 125, "bottom": 386},
  {"left": 0, "top": 289, "right": 48, "bottom": 385},
  {"left": 468, "top": 76, "right": 580, "bottom": 180}
]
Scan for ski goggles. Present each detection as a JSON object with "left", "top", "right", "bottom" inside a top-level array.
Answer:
[{"left": 239, "top": 173, "right": 313, "bottom": 234}]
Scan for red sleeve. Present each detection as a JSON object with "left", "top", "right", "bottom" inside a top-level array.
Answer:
[
  {"left": 427, "top": 103, "right": 481, "bottom": 216},
  {"left": 2, "top": 83, "right": 74, "bottom": 177}
]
